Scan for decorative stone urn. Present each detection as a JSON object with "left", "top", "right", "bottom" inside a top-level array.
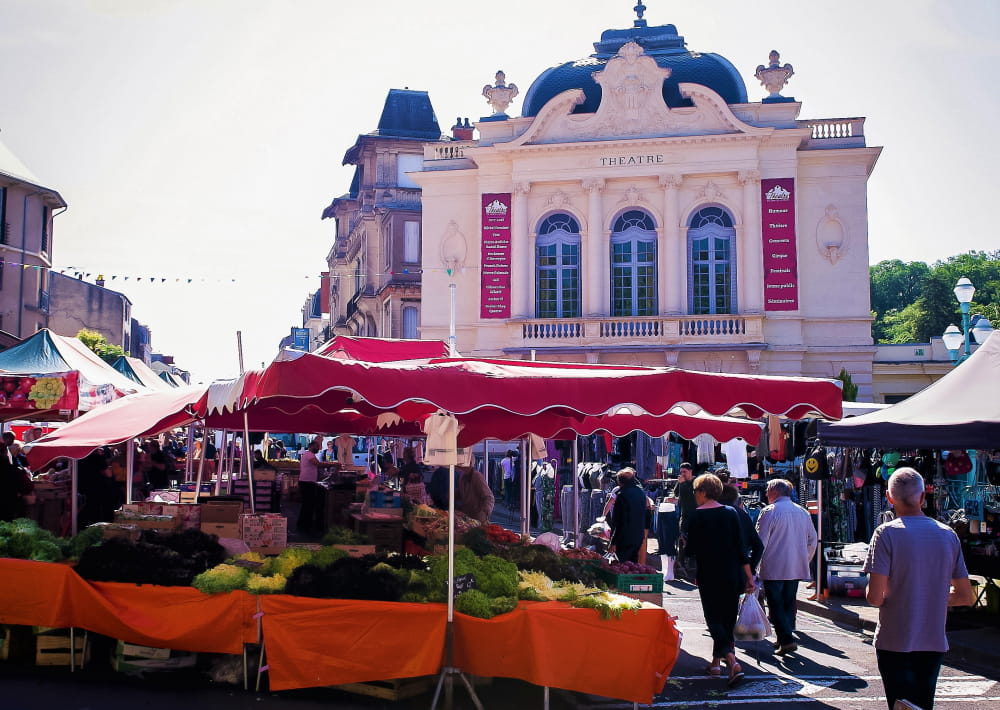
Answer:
[
  {"left": 482, "top": 70, "right": 519, "bottom": 117},
  {"left": 755, "top": 50, "right": 794, "bottom": 99}
]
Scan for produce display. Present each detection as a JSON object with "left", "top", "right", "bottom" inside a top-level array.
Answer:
[
  {"left": 600, "top": 559, "right": 659, "bottom": 575},
  {"left": 2, "top": 516, "right": 648, "bottom": 622},
  {"left": 559, "top": 547, "right": 603, "bottom": 561},
  {"left": 0, "top": 518, "right": 103, "bottom": 562},
  {"left": 75, "top": 529, "right": 227, "bottom": 586}
]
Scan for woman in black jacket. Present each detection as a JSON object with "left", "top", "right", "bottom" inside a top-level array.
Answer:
[{"left": 686, "top": 473, "right": 755, "bottom": 687}]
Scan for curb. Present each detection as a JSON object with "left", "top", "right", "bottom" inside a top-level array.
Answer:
[
  {"left": 797, "top": 598, "right": 876, "bottom": 632},
  {"left": 798, "top": 600, "right": 1000, "bottom": 670}
]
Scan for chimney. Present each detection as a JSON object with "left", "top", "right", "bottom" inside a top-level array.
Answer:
[
  {"left": 96, "top": 274, "right": 105, "bottom": 288},
  {"left": 451, "top": 117, "right": 474, "bottom": 141}
]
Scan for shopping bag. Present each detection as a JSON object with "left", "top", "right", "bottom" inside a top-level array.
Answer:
[{"left": 734, "top": 591, "right": 772, "bottom": 641}]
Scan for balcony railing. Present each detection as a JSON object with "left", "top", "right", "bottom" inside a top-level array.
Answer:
[
  {"left": 425, "top": 142, "right": 476, "bottom": 161},
  {"left": 798, "top": 118, "right": 866, "bottom": 149},
  {"left": 519, "top": 314, "right": 764, "bottom": 345}
]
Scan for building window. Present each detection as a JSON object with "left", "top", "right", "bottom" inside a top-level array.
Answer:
[
  {"left": 402, "top": 306, "right": 418, "bottom": 339},
  {"left": 41, "top": 205, "right": 50, "bottom": 253},
  {"left": 688, "top": 206, "right": 736, "bottom": 315},
  {"left": 610, "top": 210, "right": 657, "bottom": 317},
  {"left": 403, "top": 221, "right": 420, "bottom": 263},
  {"left": 396, "top": 154, "right": 423, "bottom": 189},
  {"left": 535, "top": 213, "right": 581, "bottom": 318},
  {"left": 0, "top": 188, "right": 6, "bottom": 244}
]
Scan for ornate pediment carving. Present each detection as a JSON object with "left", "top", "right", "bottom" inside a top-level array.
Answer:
[{"left": 508, "top": 42, "right": 772, "bottom": 147}]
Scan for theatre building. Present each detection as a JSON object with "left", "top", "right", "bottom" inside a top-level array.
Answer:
[{"left": 412, "top": 11, "right": 881, "bottom": 398}]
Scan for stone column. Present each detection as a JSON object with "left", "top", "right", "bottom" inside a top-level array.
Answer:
[
  {"left": 511, "top": 181, "right": 532, "bottom": 319},
  {"left": 582, "top": 178, "right": 606, "bottom": 317},
  {"left": 659, "top": 174, "right": 683, "bottom": 314},
  {"left": 739, "top": 169, "right": 764, "bottom": 313}
]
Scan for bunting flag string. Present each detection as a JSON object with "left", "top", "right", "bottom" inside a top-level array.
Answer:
[{"left": 0, "top": 260, "right": 474, "bottom": 285}]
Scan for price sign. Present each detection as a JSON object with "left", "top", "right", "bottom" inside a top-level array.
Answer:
[{"left": 451, "top": 573, "right": 477, "bottom": 598}]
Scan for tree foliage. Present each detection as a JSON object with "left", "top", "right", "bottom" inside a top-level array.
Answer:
[
  {"left": 869, "top": 251, "right": 1000, "bottom": 344},
  {"left": 76, "top": 328, "right": 126, "bottom": 364},
  {"left": 835, "top": 368, "right": 858, "bottom": 402}
]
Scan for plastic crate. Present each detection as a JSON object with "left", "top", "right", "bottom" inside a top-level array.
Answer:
[{"left": 597, "top": 568, "right": 664, "bottom": 594}]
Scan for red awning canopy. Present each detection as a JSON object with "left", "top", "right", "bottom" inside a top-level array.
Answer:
[
  {"left": 313, "top": 336, "right": 451, "bottom": 362},
  {"left": 27, "top": 350, "right": 838, "bottom": 469},
  {"left": 207, "top": 352, "right": 842, "bottom": 421}
]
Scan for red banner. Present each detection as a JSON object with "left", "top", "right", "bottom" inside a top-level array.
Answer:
[
  {"left": 761, "top": 178, "right": 799, "bottom": 311},
  {"left": 0, "top": 371, "right": 79, "bottom": 413},
  {"left": 480, "top": 193, "right": 512, "bottom": 319}
]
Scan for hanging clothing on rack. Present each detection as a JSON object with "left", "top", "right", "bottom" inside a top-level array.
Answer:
[
  {"left": 721, "top": 438, "right": 749, "bottom": 479},
  {"left": 423, "top": 411, "right": 459, "bottom": 466},
  {"left": 694, "top": 434, "right": 716, "bottom": 465}
]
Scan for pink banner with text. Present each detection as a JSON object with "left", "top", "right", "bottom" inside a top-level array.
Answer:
[
  {"left": 480, "top": 193, "right": 512, "bottom": 318},
  {"left": 761, "top": 178, "right": 799, "bottom": 311}
]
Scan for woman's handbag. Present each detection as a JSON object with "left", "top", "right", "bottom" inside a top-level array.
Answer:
[{"left": 734, "top": 592, "right": 772, "bottom": 641}]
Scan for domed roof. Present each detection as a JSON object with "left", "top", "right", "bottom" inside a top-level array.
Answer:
[{"left": 522, "top": 15, "right": 747, "bottom": 117}]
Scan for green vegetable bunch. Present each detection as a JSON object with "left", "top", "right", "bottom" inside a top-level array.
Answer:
[
  {"left": 320, "top": 526, "right": 368, "bottom": 546},
  {"left": 262, "top": 547, "right": 314, "bottom": 577},
  {"left": 454, "top": 589, "right": 518, "bottom": 619},
  {"left": 246, "top": 572, "right": 287, "bottom": 594},
  {"left": 191, "top": 564, "right": 250, "bottom": 594},
  {"left": 0, "top": 518, "right": 69, "bottom": 562}
]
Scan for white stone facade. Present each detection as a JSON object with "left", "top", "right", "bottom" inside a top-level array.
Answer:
[{"left": 413, "top": 42, "right": 881, "bottom": 399}]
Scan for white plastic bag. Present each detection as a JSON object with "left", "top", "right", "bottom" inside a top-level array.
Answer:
[{"left": 734, "top": 591, "right": 771, "bottom": 641}]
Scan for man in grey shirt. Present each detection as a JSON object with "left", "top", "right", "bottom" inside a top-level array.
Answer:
[
  {"left": 864, "top": 467, "right": 974, "bottom": 710},
  {"left": 756, "top": 478, "right": 817, "bottom": 655}
]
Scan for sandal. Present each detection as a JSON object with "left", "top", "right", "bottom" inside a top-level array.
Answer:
[
  {"left": 727, "top": 661, "right": 745, "bottom": 687},
  {"left": 704, "top": 664, "right": 721, "bottom": 677}
]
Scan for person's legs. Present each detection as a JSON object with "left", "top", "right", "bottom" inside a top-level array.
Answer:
[
  {"left": 876, "top": 649, "right": 913, "bottom": 710},
  {"left": 699, "top": 586, "right": 737, "bottom": 662},
  {"left": 780, "top": 579, "right": 799, "bottom": 636},
  {"left": 298, "top": 482, "right": 317, "bottom": 532},
  {"left": 907, "top": 651, "right": 944, "bottom": 710},
  {"left": 617, "top": 543, "right": 640, "bottom": 564},
  {"left": 764, "top": 580, "right": 796, "bottom": 646}
]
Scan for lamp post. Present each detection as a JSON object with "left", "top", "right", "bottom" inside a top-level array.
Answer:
[{"left": 941, "top": 277, "right": 993, "bottom": 364}]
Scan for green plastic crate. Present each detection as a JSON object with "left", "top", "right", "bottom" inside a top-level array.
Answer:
[{"left": 597, "top": 568, "right": 663, "bottom": 594}]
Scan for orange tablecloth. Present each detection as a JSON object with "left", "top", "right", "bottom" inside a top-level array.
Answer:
[
  {"left": 0, "top": 560, "right": 680, "bottom": 701},
  {"left": 260, "top": 596, "right": 447, "bottom": 690},
  {"left": 0, "top": 559, "right": 254, "bottom": 654},
  {"left": 453, "top": 601, "right": 680, "bottom": 704}
]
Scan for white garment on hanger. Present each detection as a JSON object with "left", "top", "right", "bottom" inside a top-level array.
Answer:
[
  {"left": 423, "top": 411, "right": 459, "bottom": 465},
  {"left": 694, "top": 434, "right": 716, "bottom": 465},
  {"left": 721, "top": 437, "right": 749, "bottom": 479}
]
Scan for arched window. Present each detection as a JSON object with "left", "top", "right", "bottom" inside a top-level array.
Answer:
[
  {"left": 688, "top": 206, "right": 736, "bottom": 315},
  {"left": 535, "top": 213, "right": 581, "bottom": 318},
  {"left": 610, "top": 209, "right": 657, "bottom": 317}
]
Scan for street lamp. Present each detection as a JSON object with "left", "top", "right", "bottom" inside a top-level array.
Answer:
[{"left": 942, "top": 277, "right": 994, "bottom": 364}]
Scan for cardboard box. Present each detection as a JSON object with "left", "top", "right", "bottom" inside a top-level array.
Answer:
[
  {"left": 240, "top": 513, "right": 287, "bottom": 554},
  {"left": 333, "top": 545, "right": 377, "bottom": 558},
  {"left": 101, "top": 524, "right": 141, "bottom": 543},
  {"left": 200, "top": 500, "right": 243, "bottom": 524},
  {"left": 112, "top": 640, "right": 196, "bottom": 673},
  {"left": 619, "top": 591, "right": 664, "bottom": 607},
  {"left": 200, "top": 522, "right": 240, "bottom": 539}
]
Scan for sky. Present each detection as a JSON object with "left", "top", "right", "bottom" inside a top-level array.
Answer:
[{"left": 1, "top": 0, "right": 997, "bottom": 383}]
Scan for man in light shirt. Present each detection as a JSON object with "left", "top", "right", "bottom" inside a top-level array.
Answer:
[
  {"left": 756, "top": 478, "right": 817, "bottom": 656},
  {"left": 297, "top": 436, "right": 337, "bottom": 536},
  {"left": 864, "top": 468, "right": 974, "bottom": 710}
]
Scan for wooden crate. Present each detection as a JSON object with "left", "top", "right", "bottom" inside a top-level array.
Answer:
[
  {"left": 35, "top": 630, "right": 89, "bottom": 667},
  {"left": 331, "top": 676, "right": 433, "bottom": 701}
]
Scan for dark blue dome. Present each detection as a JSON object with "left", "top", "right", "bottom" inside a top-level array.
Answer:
[{"left": 522, "top": 20, "right": 747, "bottom": 117}]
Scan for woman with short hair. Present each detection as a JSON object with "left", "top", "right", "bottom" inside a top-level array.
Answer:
[{"left": 686, "top": 473, "right": 755, "bottom": 687}]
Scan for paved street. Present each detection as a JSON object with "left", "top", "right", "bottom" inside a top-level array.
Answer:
[{"left": 562, "top": 579, "right": 1000, "bottom": 709}]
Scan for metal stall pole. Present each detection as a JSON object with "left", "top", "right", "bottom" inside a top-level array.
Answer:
[
  {"left": 193, "top": 422, "right": 208, "bottom": 504},
  {"left": 815, "top": 477, "right": 824, "bottom": 601},
  {"left": 520, "top": 438, "right": 530, "bottom": 538},
  {"left": 185, "top": 426, "right": 195, "bottom": 481},
  {"left": 215, "top": 430, "right": 228, "bottom": 496},
  {"left": 572, "top": 436, "right": 580, "bottom": 546},
  {"left": 70, "top": 458, "right": 79, "bottom": 535},
  {"left": 125, "top": 440, "right": 135, "bottom": 505},
  {"left": 243, "top": 412, "right": 255, "bottom": 513}
]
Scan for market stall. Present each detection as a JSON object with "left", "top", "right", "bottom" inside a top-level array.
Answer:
[
  {"left": 18, "top": 344, "right": 844, "bottom": 704},
  {"left": 818, "top": 332, "right": 1000, "bottom": 594}
]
